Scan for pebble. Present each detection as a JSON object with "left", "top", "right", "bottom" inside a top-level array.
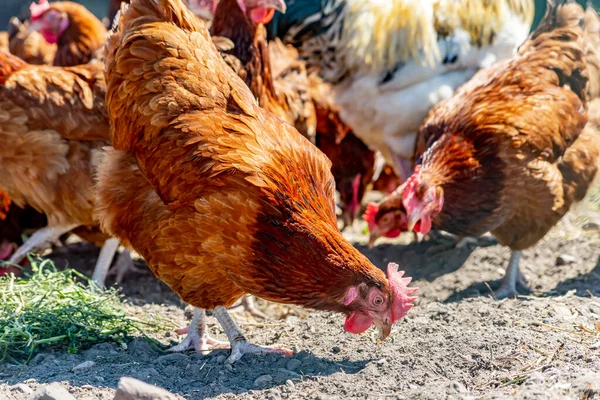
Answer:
[
  {"left": 376, "top": 358, "right": 387, "bottom": 366},
  {"left": 556, "top": 254, "right": 576, "bottom": 265},
  {"left": 215, "top": 355, "right": 226, "bottom": 363},
  {"left": 277, "top": 368, "right": 300, "bottom": 377},
  {"left": 95, "top": 376, "right": 105, "bottom": 383},
  {"left": 72, "top": 361, "right": 96, "bottom": 372},
  {"left": 286, "top": 358, "right": 302, "bottom": 371},
  {"left": 254, "top": 374, "right": 273, "bottom": 388},
  {"left": 285, "top": 380, "right": 295, "bottom": 388},
  {"left": 113, "top": 377, "right": 178, "bottom": 400},
  {"left": 12, "top": 383, "right": 33, "bottom": 395},
  {"left": 331, "top": 346, "right": 341, "bottom": 354},
  {"left": 582, "top": 221, "right": 600, "bottom": 230},
  {"left": 552, "top": 305, "right": 573, "bottom": 319},
  {"left": 448, "top": 381, "right": 468, "bottom": 393},
  {"left": 156, "top": 352, "right": 187, "bottom": 364},
  {"left": 590, "top": 341, "right": 600, "bottom": 350},
  {"left": 31, "top": 383, "right": 76, "bottom": 400}
]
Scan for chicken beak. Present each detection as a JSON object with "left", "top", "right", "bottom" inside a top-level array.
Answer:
[
  {"left": 265, "top": 0, "right": 286, "bottom": 13},
  {"left": 368, "top": 232, "right": 379, "bottom": 248},
  {"left": 406, "top": 214, "right": 419, "bottom": 232},
  {"left": 27, "top": 20, "right": 42, "bottom": 34},
  {"left": 376, "top": 319, "right": 392, "bottom": 341}
]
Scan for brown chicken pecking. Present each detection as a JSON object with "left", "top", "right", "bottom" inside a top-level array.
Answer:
[
  {"left": 0, "top": 50, "right": 130, "bottom": 286},
  {"left": 96, "top": 0, "right": 416, "bottom": 363},
  {"left": 369, "top": 0, "right": 600, "bottom": 299},
  {"left": 28, "top": 0, "right": 107, "bottom": 66}
]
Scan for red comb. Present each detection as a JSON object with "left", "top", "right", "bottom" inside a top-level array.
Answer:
[
  {"left": 30, "top": 0, "right": 50, "bottom": 21},
  {"left": 386, "top": 263, "right": 417, "bottom": 323},
  {"left": 363, "top": 202, "right": 379, "bottom": 230}
]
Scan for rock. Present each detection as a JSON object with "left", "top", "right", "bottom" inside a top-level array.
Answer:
[
  {"left": 376, "top": 358, "right": 387, "bottom": 366},
  {"left": 552, "top": 305, "right": 573, "bottom": 319},
  {"left": 96, "top": 376, "right": 105, "bottom": 383},
  {"left": 286, "top": 358, "right": 302, "bottom": 371},
  {"left": 31, "top": 383, "right": 77, "bottom": 400},
  {"left": 72, "top": 360, "right": 96, "bottom": 372},
  {"left": 590, "top": 341, "right": 600, "bottom": 350},
  {"left": 277, "top": 368, "right": 300, "bottom": 377},
  {"left": 156, "top": 352, "right": 187, "bottom": 365},
  {"left": 29, "top": 353, "right": 48, "bottom": 366},
  {"left": 582, "top": 221, "right": 600, "bottom": 231},
  {"left": 556, "top": 254, "right": 576, "bottom": 265},
  {"left": 285, "top": 380, "right": 295, "bottom": 388},
  {"left": 113, "top": 377, "right": 178, "bottom": 400},
  {"left": 254, "top": 374, "right": 273, "bottom": 388},
  {"left": 331, "top": 346, "right": 341, "bottom": 354},
  {"left": 12, "top": 383, "right": 32, "bottom": 395},
  {"left": 448, "top": 381, "right": 467, "bottom": 393}
]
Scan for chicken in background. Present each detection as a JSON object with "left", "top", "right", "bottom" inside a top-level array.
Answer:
[
  {"left": 6, "top": 17, "right": 57, "bottom": 65},
  {"left": 106, "top": 0, "right": 216, "bottom": 27},
  {"left": 267, "top": 0, "right": 535, "bottom": 182},
  {"left": 97, "top": 0, "right": 416, "bottom": 363},
  {"left": 27, "top": 0, "right": 107, "bottom": 66},
  {"left": 0, "top": 189, "right": 47, "bottom": 277},
  {"left": 368, "top": 0, "right": 600, "bottom": 299},
  {"left": 210, "top": 0, "right": 316, "bottom": 142},
  {"left": 0, "top": 50, "right": 131, "bottom": 286}
]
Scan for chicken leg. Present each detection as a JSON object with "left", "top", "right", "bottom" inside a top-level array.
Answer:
[
  {"left": 168, "top": 308, "right": 229, "bottom": 354},
  {"left": 8, "top": 224, "right": 79, "bottom": 265},
  {"left": 236, "top": 295, "right": 268, "bottom": 319},
  {"left": 91, "top": 237, "right": 120, "bottom": 286},
  {"left": 212, "top": 306, "right": 293, "bottom": 364},
  {"left": 493, "top": 250, "right": 530, "bottom": 299}
]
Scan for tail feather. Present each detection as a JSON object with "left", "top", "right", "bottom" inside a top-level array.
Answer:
[{"left": 0, "top": 50, "right": 27, "bottom": 85}]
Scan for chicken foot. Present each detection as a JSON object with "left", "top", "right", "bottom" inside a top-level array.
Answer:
[
  {"left": 8, "top": 224, "right": 79, "bottom": 265},
  {"left": 231, "top": 295, "right": 268, "bottom": 319},
  {"left": 493, "top": 251, "right": 530, "bottom": 299},
  {"left": 168, "top": 308, "right": 229, "bottom": 354},
  {"left": 213, "top": 306, "right": 294, "bottom": 364}
]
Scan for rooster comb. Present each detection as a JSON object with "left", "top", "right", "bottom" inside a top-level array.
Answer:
[
  {"left": 363, "top": 202, "right": 379, "bottom": 230},
  {"left": 30, "top": 0, "right": 50, "bottom": 21},
  {"left": 386, "top": 263, "right": 417, "bottom": 323}
]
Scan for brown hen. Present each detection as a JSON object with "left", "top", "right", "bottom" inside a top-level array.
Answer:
[
  {"left": 96, "top": 0, "right": 416, "bottom": 363},
  {"left": 0, "top": 50, "right": 129, "bottom": 286},
  {"left": 28, "top": 0, "right": 107, "bottom": 66},
  {"left": 371, "top": 0, "right": 600, "bottom": 299}
]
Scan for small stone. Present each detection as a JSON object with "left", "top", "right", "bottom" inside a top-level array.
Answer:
[
  {"left": 286, "top": 359, "right": 302, "bottom": 371},
  {"left": 254, "top": 374, "right": 273, "bottom": 388},
  {"left": 215, "top": 355, "right": 226, "bottom": 363},
  {"left": 277, "top": 368, "right": 300, "bottom": 377},
  {"left": 376, "top": 358, "right": 387, "bottom": 366},
  {"left": 285, "top": 380, "right": 295, "bottom": 388},
  {"left": 72, "top": 360, "right": 96, "bottom": 372},
  {"left": 556, "top": 254, "right": 576, "bottom": 265},
  {"left": 156, "top": 352, "right": 187, "bottom": 364},
  {"left": 448, "top": 381, "right": 467, "bottom": 393},
  {"left": 553, "top": 305, "right": 573, "bottom": 318},
  {"left": 81, "top": 385, "right": 94, "bottom": 390},
  {"left": 113, "top": 377, "right": 178, "bottom": 400},
  {"left": 589, "top": 341, "right": 600, "bottom": 350},
  {"left": 331, "top": 346, "right": 341, "bottom": 354},
  {"left": 95, "top": 376, "right": 105, "bottom": 383},
  {"left": 582, "top": 221, "right": 600, "bottom": 231},
  {"left": 31, "top": 383, "right": 77, "bottom": 400},
  {"left": 12, "top": 383, "right": 33, "bottom": 395},
  {"left": 29, "top": 353, "right": 47, "bottom": 366}
]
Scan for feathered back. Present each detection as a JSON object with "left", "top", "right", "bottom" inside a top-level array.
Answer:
[
  {"left": 584, "top": 5, "right": 600, "bottom": 99},
  {"left": 0, "top": 51, "right": 27, "bottom": 85}
]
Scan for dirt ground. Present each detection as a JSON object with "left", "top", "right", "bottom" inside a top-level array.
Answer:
[{"left": 1, "top": 192, "right": 599, "bottom": 400}]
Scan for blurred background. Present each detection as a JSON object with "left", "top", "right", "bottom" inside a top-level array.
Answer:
[{"left": 1, "top": 0, "right": 599, "bottom": 31}]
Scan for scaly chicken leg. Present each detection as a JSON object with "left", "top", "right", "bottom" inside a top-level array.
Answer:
[
  {"left": 237, "top": 295, "right": 268, "bottom": 319},
  {"left": 8, "top": 224, "right": 78, "bottom": 265},
  {"left": 212, "top": 306, "right": 293, "bottom": 364},
  {"left": 493, "top": 251, "right": 530, "bottom": 299},
  {"left": 168, "top": 308, "right": 229, "bottom": 354}
]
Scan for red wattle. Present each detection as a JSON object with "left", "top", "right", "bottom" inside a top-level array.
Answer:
[{"left": 344, "top": 312, "right": 374, "bottom": 334}]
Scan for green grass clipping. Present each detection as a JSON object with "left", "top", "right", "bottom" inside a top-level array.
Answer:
[{"left": 0, "top": 257, "right": 153, "bottom": 364}]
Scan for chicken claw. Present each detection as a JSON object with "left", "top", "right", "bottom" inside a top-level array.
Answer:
[
  {"left": 213, "top": 306, "right": 293, "bottom": 364},
  {"left": 238, "top": 295, "right": 268, "bottom": 319},
  {"left": 168, "top": 308, "right": 228, "bottom": 353},
  {"left": 492, "top": 251, "right": 531, "bottom": 299}
]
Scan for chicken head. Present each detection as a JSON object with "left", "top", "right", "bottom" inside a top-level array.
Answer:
[
  {"left": 29, "top": 0, "right": 69, "bottom": 44},
  {"left": 402, "top": 166, "right": 444, "bottom": 234},
  {"left": 343, "top": 263, "right": 417, "bottom": 339}
]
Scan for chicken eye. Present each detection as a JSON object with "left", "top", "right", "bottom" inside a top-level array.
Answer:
[{"left": 373, "top": 296, "right": 383, "bottom": 306}]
